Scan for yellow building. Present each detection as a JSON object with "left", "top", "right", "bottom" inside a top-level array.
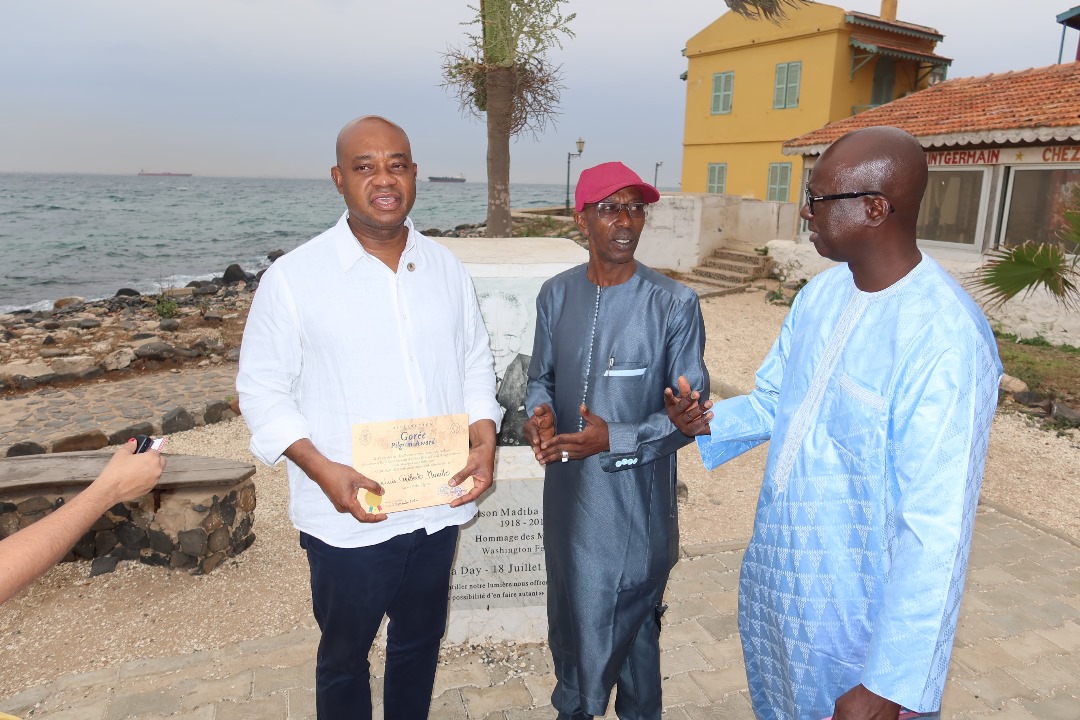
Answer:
[{"left": 680, "top": 0, "right": 950, "bottom": 202}]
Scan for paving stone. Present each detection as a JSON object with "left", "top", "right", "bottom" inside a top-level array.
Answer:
[
  {"left": 702, "top": 590, "right": 739, "bottom": 615},
  {"left": 254, "top": 659, "right": 316, "bottom": 696},
  {"left": 522, "top": 673, "right": 555, "bottom": 707},
  {"left": 955, "top": 667, "right": 1036, "bottom": 708},
  {"left": 118, "top": 650, "right": 216, "bottom": 679},
  {"left": 285, "top": 685, "right": 316, "bottom": 720},
  {"left": 105, "top": 688, "right": 186, "bottom": 719},
  {"left": 688, "top": 663, "right": 748, "bottom": 703},
  {"left": 1, "top": 684, "right": 51, "bottom": 715},
  {"left": 967, "top": 699, "right": 1040, "bottom": 720},
  {"left": 667, "top": 595, "right": 721, "bottom": 621},
  {"left": 53, "top": 667, "right": 119, "bottom": 693},
  {"left": 681, "top": 691, "right": 755, "bottom": 720},
  {"left": 178, "top": 670, "right": 252, "bottom": 710},
  {"left": 1018, "top": 691, "right": 1080, "bottom": 720},
  {"left": 1038, "top": 620, "right": 1080, "bottom": 652},
  {"left": 985, "top": 606, "right": 1054, "bottom": 639},
  {"left": 461, "top": 679, "right": 534, "bottom": 718},
  {"left": 213, "top": 695, "right": 288, "bottom": 719},
  {"left": 503, "top": 707, "right": 552, "bottom": 720},
  {"left": 662, "top": 644, "right": 711, "bottom": 677},
  {"left": 694, "top": 637, "right": 745, "bottom": 671},
  {"left": 658, "top": 671, "right": 710, "bottom": 706},
  {"left": 953, "top": 637, "right": 1021, "bottom": 675},
  {"left": 35, "top": 698, "right": 110, "bottom": 720},
  {"left": 997, "top": 629, "right": 1068, "bottom": 665},
  {"left": 940, "top": 681, "right": 993, "bottom": 716},
  {"left": 662, "top": 619, "right": 710, "bottom": 650},
  {"left": 432, "top": 656, "right": 496, "bottom": 695},
  {"left": 1004, "top": 655, "right": 1078, "bottom": 693},
  {"left": 698, "top": 612, "right": 739, "bottom": 642}
]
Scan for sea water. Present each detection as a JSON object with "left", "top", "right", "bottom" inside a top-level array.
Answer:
[{"left": 0, "top": 173, "right": 566, "bottom": 313}]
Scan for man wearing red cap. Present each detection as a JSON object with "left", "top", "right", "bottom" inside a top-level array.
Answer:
[{"left": 523, "top": 161, "right": 709, "bottom": 719}]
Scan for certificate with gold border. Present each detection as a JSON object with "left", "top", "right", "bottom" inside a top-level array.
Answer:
[{"left": 351, "top": 413, "right": 471, "bottom": 513}]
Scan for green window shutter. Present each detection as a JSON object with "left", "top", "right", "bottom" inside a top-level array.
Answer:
[
  {"left": 708, "top": 163, "right": 727, "bottom": 194},
  {"left": 786, "top": 62, "right": 801, "bottom": 108},
  {"left": 712, "top": 72, "right": 734, "bottom": 114},
  {"left": 774, "top": 64, "right": 788, "bottom": 109},
  {"left": 779, "top": 163, "right": 791, "bottom": 201}
]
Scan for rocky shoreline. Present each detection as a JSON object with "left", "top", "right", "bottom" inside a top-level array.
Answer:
[{"left": 0, "top": 259, "right": 259, "bottom": 398}]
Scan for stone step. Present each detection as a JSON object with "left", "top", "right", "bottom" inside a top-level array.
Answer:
[
  {"left": 701, "top": 257, "right": 771, "bottom": 278},
  {"left": 692, "top": 266, "right": 752, "bottom": 285},
  {"left": 710, "top": 248, "right": 770, "bottom": 265}
]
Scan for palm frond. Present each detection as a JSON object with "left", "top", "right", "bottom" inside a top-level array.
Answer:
[
  {"left": 724, "top": 0, "right": 812, "bottom": 21},
  {"left": 969, "top": 242, "right": 1080, "bottom": 312}
]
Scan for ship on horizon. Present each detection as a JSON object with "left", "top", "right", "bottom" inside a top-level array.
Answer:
[
  {"left": 137, "top": 170, "right": 192, "bottom": 177},
  {"left": 428, "top": 174, "right": 465, "bottom": 183}
]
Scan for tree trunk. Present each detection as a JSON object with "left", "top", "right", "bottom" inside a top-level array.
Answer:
[{"left": 485, "top": 65, "right": 514, "bottom": 238}]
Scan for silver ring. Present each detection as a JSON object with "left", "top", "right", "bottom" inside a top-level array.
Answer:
[{"left": 561, "top": 451, "right": 569, "bottom": 463}]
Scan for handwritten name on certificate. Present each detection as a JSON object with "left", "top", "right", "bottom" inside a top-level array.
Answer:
[{"left": 351, "top": 414, "right": 470, "bottom": 514}]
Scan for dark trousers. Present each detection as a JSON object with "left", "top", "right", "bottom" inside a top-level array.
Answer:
[
  {"left": 300, "top": 525, "right": 459, "bottom": 720},
  {"left": 554, "top": 602, "right": 665, "bottom": 720}
]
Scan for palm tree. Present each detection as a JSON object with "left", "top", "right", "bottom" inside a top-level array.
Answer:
[{"left": 442, "top": 1, "right": 574, "bottom": 238}]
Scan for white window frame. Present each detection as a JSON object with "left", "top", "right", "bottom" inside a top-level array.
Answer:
[
  {"left": 916, "top": 167, "right": 992, "bottom": 252},
  {"left": 711, "top": 72, "right": 734, "bottom": 114},
  {"left": 774, "top": 61, "right": 801, "bottom": 109},
  {"left": 1000, "top": 164, "right": 1080, "bottom": 249}
]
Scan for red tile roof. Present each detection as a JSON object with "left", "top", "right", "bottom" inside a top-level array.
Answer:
[{"left": 784, "top": 62, "right": 1080, "bottom": 155}]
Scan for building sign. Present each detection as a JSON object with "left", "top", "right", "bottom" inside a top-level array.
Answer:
[
  {"left": 926, "top": 149, "right": 1000, "bottom": 166},
  {"left": 925, "top": 146, "right": 1080, "bottom": 167}
]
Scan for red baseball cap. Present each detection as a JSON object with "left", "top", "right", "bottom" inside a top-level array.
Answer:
[{"left": 574, "top": 161, "right": 660, "bottom": 212}]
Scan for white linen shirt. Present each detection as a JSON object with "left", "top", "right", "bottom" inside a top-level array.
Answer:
[{"left": 237, "top": 212, "right": 500, "bottom": 548}]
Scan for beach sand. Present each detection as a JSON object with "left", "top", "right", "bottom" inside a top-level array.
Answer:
[{"left": 1, "top": 289, "right": 1078, "bottom": 698}]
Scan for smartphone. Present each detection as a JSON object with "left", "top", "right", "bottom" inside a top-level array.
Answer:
[{"left": 133, "top": 435, "right": 167, "bottom": 453}]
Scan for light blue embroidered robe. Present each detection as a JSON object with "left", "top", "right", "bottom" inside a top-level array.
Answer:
[{"left": 698, "top": 255, "right": 1002, "bottom": 719}]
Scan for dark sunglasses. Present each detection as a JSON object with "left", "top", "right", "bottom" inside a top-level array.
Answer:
[{"left": 805, "top": 183, "right": 895, "bottom": 216}]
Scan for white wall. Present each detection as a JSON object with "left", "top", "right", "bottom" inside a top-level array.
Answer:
[
  {"left": 767, "top": 239, "right": 1080, "bottom": 346},
  {"left": 635, "top": 193, "right": 799, "bottom": 271}
]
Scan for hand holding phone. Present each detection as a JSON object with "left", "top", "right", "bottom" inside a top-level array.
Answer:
[{"left": 133, "top": 435, "right": 167, "bottom": 453}]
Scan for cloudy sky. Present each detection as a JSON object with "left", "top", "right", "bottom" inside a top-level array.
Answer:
[{"left": 1, "top": 1, "right": 1073, "bottom": 185}]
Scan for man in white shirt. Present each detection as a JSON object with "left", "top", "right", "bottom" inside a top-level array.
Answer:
[{"left": 237, "top": 115, "right": 500, "bottom": 720}]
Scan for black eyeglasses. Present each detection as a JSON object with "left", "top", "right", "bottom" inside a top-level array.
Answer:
[
  {"left": 593, "top": 202, "right": 648, "bottom": 220},
  {"left": 804, "top": 183, "right": 895, "bottom": 216}
]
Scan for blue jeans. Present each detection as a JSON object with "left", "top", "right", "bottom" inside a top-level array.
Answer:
[{"left": 300, "top": 525, "right": 459, "bottom": 720}]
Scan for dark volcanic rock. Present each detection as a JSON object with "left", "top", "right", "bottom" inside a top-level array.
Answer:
[
  {"left": 162, "top": 407, "right": 196, "bottom": 434},
  {"left": 134, "top": 341, "right": 176, "bottom": 360},
  {"left": 267, "top": 249, "right": 285, "bottom": 262},
  {"left": 1052, "top": 401, "right": 1080, "bottom": 426},
  {"left": 115, "top": 288, "right": 141, "bottom": 297},
  {"left": 159, "top": 318, "right": 180, "bottom": 332},
  {"left": 52, "top": 430, "right": 109, "bottom": 453},
  {"left": 7, "top": 441, "right": 46, "bottom": 457},
  {"left": 89, "top": 556, "right": 120, "bottom": 577},
  {"left": 222, "top": 264, "right": 248, "bottom": 284},
  {"left": 108, "top": 423, "right": 154, "bottom": 444}
]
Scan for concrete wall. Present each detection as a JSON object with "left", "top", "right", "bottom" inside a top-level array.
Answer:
[
  {"left": 767, "top": 239, "right": 1080, "bottom": 346},
  {"left": 636, "top": 193, "right": 798, "bottom": 271}
]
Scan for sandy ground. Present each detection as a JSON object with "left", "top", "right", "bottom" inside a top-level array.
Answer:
[{"left": 2, "top": 289, "right": 1079, "bottom": 698}]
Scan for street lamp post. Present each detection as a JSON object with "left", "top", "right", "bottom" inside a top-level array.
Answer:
[
  {"left": 654, "top": 161, "right": 663, "bottom": 188},
  {"left": 565, "top": 137, "right": 585, "bottom": 214}
]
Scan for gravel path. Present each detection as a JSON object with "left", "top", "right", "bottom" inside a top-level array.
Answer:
[{"left": 1, "top": 288, "right": 1078, "bottom": 698}]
